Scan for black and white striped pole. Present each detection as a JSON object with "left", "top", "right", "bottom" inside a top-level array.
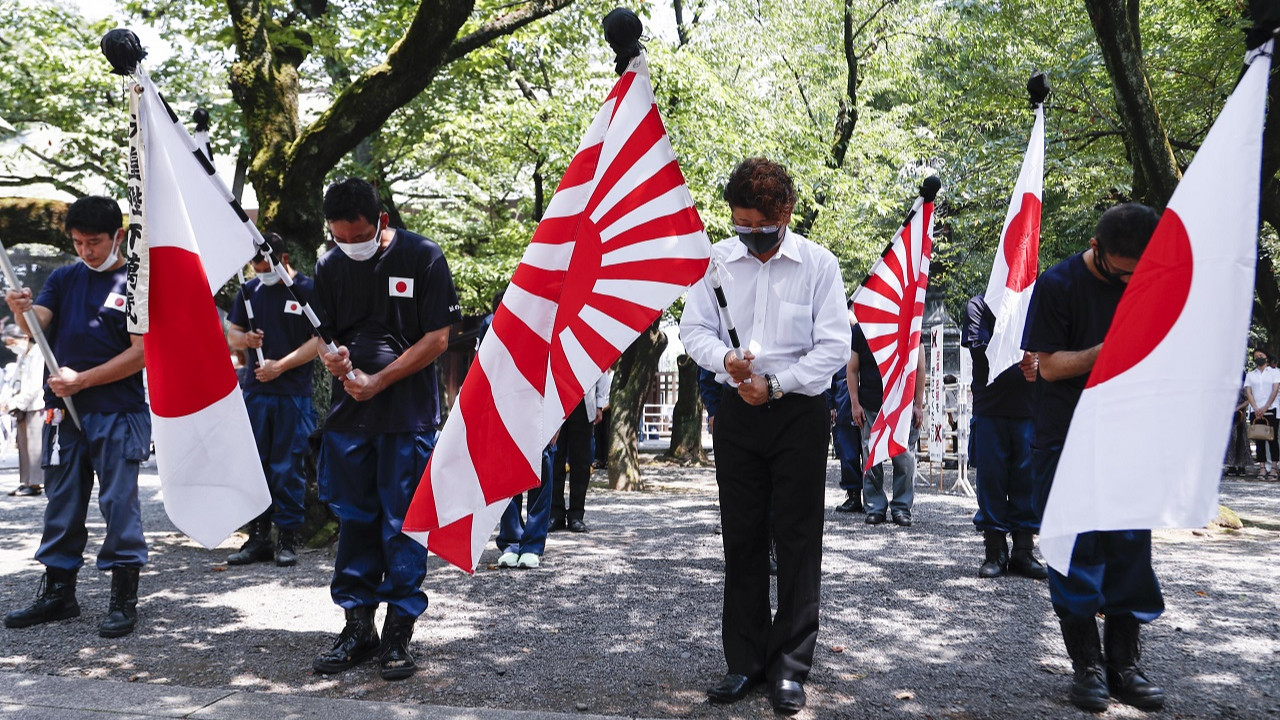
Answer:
[
  {"left": 707, "top": 260, "right": 743, "bottom": 361},
  {"left": 102, "top": 29, "right": 353, "bottom": 380}
]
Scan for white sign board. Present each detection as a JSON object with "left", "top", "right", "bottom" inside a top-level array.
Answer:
[{"left": 928, "top": 324, "right": 945, "bottom": 463}]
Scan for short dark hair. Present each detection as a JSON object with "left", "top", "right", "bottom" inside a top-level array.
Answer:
[
  {"left": 257, "top": 231, "right": 292, "bottom": 262},
  {"left": 64, "top": 196, "right": 123, "bottom": 236},
  {"left": 322, "top": 178, "right": 381, "bottom": 225},
  {"left": 1095, "top": 202, "right": 1160, "bottom": 259},
  {"left": 723, "top": 158, "right": 797, "bottom": 220}
]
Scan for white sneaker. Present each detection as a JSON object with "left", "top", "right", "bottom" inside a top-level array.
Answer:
[
  {"left": 516, "top": 553, "right": 541, "bottom": 569},
  {"left": 497, "top": 551, "right": 520, "bottom": 568}
]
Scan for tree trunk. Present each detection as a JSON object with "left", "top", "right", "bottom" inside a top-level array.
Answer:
[
  {"left": 224, "top": 0, "right": 573, "bottom": 269},
  {"left": 1083, "top": 0, "right": 1182, "bottom": 206},
  {"left": 663, "top": 353, "right": 707, "bottom": 464},
  {"left": 608, "top": 320, "right": 667, "bottom": 490}
]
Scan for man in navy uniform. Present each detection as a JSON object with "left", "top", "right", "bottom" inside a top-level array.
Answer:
[
  {"left": 961, "top": 295, "right": 1044, "bottom": 579},
  {"left": 225, "top": 234, "right": 319, "bottom": 567},
  {"left": 311, "top": 179, "right": 460, "bottom": 681},
  {"left": 1023, "top": 203, "right": 1165, "bottom": 712},
  {"left": 3, "top": 196, "right": 149, "bottom": 638}
]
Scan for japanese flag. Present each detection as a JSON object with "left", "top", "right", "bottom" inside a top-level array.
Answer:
[{"left": 1039, "top": 42, "right": 1272, "bottom": 572}]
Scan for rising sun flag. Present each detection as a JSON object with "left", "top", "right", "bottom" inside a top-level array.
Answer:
[
  {"left": 852, "top": 177, "right": 939, "bottom": 470},
  {"left": 1039, "top": 40, "right": 1274, "bottom": 572},
  {"left": 403, "top": 49, "right": 712, "bottom": 573}
]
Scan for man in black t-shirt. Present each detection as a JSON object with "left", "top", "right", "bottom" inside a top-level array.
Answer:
[
  {"left": 1022, "top": 203, "right": 1164, "bottom": 713},
  {"left": 962, "top": 295, "right": 1044, "bottom": 580},
  {"left": 226, "top": 235, "right": 319, "bottom": 568},
  {"left": 849, "top": 323, "right": 922, "bottom": 526},
  {"left": 311, "top": 179, "right": 461, "bottom": 682}
]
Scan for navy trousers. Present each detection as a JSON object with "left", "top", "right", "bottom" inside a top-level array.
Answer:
[
  {"left": 831, "top": 419, "right": 862, "bottom": 494},
  {"left": 970, "top": 415, "right": 1038, "bottom": 533},
  {"left": 318, "top": 431, "right": 435, "bottom": 618},
  {"left": 497, "top": 444, "right": 555, "bottom": 556},
  {"left": 38, "top": 411, "right": 150, "bottom": 571},
  {"left": 1033, "top": 447, "right": 1164, "bottom": 622},
  {"left": 244, "top": 392, "right": 316, "bottom": 531}
]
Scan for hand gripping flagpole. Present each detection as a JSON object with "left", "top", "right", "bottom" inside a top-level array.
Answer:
[
  {"left": 707, "top": 260, "right": 743, "bottom": 361},
  {"left": 852, "top": 176, "right": 942, "bottom": 303},
  {"left": 235, "top": 269, "right": 267, "bottom": 367},
  {"left": 101, "top": 29, "right": 353, "bottom": 380},
  {"left": 0, "top": 241, "right": 82, "bottom": 430}
]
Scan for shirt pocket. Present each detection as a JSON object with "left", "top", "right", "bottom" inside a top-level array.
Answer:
[{"left": 776, "top": 300, "right": 814, "bottom": 350}]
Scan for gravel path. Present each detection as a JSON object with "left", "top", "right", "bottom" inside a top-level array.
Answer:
[{"left": 0, "top": 460, "right": 1276, "bottom": 719}]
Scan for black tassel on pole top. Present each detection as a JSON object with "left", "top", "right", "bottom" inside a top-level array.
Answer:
[
  {"left": 101, "top": 28, "right": 147, "bottom": 75},
  {"left": 603, "top": 8, "right": 644, "bottom": 76},
  {"left": 1027, "top": 71, "right": 1051, "bottom": 109}
]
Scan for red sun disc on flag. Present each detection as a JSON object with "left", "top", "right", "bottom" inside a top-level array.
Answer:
[
  {"left": 115, "top": 298, "right": 125, "bottom": 307},
  {"left": 1003, "top": 193, "right": 1041, "bottom": 292},
  {"left": 1087, "top": 209, "right": 1193, "bottom": 388},
  {"left": 395, "top": 281, "right": 408, "bottom": 294}
]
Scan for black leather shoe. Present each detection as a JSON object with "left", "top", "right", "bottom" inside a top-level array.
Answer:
[
  {"left": 769, "top": 679, "right": 806, "bottom": 714},
  {"left": 549, "top": 518, "right": 567, "bottom": 532},
  {"left": 891, "top": 511, "right": 913, "bottom": 527},
  {"left": 707, "top": 673, "right": 760, "bottom": 704},
  {"left": 865, "top": 512, "right": 886, "bottom": 525},
  {"left": 568, "top": 519, "right": 587, "bottom": 533},
  {"left": 10, "top": 485, "right": 42, "bottom": 497},
  {"left": 836, "top": 493, "right": 864, "bottom": 513},
  {"left": 379, "top": 612, "right": 418, "bottom": 681}
]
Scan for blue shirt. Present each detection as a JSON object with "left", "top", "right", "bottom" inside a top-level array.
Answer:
[
  {"left": 227, "top": 273, "right": 316, "bottom": 397},
  {"left": 1021, "top": 253, "right": 1126, "bottom": 448},
  {"left": 35, "top": 262, "right": 146, "bottom": 414},
  {"left": 962, "top": 294, "right": 1034, "bottom": 418},
  {"left": 313, "top": 228, "right": 461, "bottom": 433}
]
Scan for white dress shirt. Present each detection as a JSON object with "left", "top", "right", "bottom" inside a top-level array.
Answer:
[
  {"left": 680, "top": 230, "right": 851, "bottom": 397},
  {"left": 584, "top": 370, "right": 612, "bottom": 419}
]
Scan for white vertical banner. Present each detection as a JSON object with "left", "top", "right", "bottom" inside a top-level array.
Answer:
[{"left": 927, "top": 324, "right": 945, "bottom": 463}]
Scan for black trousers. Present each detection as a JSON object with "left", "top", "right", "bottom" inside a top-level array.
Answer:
[
  {"left": 713, "top": 389, "right": 829, "bottom": 683},
  {"left": 552, "top": 403, "right": 592, "bottom": 522}
]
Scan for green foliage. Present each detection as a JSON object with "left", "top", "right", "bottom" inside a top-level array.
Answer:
[{"left": 4, "top": 0, "right": 1271, "bottom": 328}]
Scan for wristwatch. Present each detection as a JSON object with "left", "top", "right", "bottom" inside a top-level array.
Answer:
[{"left": 765, "top": 374, "right": 783, "bottom": 400}]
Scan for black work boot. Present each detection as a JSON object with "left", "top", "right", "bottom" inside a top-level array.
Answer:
[
  {"left": 4, "top": 567, "right": 80, "bottom": 629},
  {"left": 313, "top": 607, "right": 380, "bottom": 674},
  {"left": 1104, "top": 615, "right": 1165, "bottom": 710},
  {"left": 836, "top": 491, "right": 864, "bottom": 513},
  {"left": 227, "top": 514, "right": 273, "bottom": 565},
  {"left": 1060, "top": 615, "right": 1110, "bottom": 712},
  {"left": 378, "top": 611, "right": 418, "bottom": 681},
  {"left": 98, "top": 566, "right": 140, "bottom": 638},
  {"left": 978, "top": 530, "right": 1008, "bottom": 579},
  {"left": 1008, "top": 530, "right": 1048, "bottom": 579},
  {"left": 275, "top": 528, "right": 298, "bottom": 567}
]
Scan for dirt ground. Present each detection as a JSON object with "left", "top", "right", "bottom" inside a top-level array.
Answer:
[{"left": 0, "top": 459, "right": 1276, "bottom": 719}]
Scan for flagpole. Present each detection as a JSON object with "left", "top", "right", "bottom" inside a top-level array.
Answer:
[
  {"left": 0, "top": 239, "right": 82, "bottom": 430},
  {"left": 101, "top": 30, "right": 354, "bottom": 381},
  {"left": 852, "top": 176, "right": 941, "bottom": 303},
  {"left": 235, "top": 269, "right": 267, "bottom": 366},
  {"left": 707, "top": 260, "right": 743, "bottom": 360}
]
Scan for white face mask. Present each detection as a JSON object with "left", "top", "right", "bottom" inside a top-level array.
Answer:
[
  {"left": 80, "top": 238, "right": 120, "bottom": 273},
  {"left": 257, "top": 269, "right": 281, "bottom": 286},
  {"left": 335, "top": 220, "right": 384, "bottom": 262}
]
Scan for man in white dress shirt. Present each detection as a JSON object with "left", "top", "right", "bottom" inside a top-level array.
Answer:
[{"left": 680, "top": 158, "right": 851, "bottom": 715}]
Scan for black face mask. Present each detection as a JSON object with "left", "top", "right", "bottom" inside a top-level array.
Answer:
[
  {"left": 1094, "top": 249, "right": 1133, "bottom": 286},
  {"left": 1256, "top": 357, "right": 1268, "bottom": 367},
  {"left": 738, "top": 228, "right": 782, "bottom": 256}
]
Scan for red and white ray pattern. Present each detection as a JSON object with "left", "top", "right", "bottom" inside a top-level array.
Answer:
[
  {"left": 853, "top": 200, "right": 933, "bottom": 469},
  {"left": 403, "top": 54, "right": 711, "bottom": 573}
]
